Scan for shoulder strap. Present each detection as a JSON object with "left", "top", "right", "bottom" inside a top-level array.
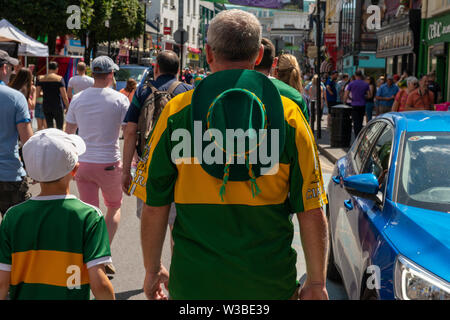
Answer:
[{"left": 167, "top": 80, "right": 182, "bottom": 95}]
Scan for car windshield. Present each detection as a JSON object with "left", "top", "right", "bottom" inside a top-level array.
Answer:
[
  {"left": 115, "top": 67, "right": 146, "bottom": 82},
  {"left": 398, "top": 132, "right": 450, "bottom": 212}
]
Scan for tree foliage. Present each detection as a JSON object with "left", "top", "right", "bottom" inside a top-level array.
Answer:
[
  {"left": 76, "top": 0, "right": 145, "bottom": 63},
  {"left": 0, "top": 0, "right": 72, "bottom": 54},
  {"left": 0, "top": 0, "right": 145, "bottom": 63}
]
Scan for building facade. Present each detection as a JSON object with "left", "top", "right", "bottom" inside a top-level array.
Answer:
[
  {"left": 375, "top": 0, "right": 422, "bottom": 77},
  {"left": 336, "top": 0, "right": 386, "bottom": 77},
  {"left": 146, "top": 0, "right": 203, "bottom": 68},
  {"left": 420, "top": 0, "right": 450, "bottom": 101}
]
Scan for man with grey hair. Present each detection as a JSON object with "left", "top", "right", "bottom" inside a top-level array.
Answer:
[{"left": 134, "top": 9, "right": 329, "bottom": 300}]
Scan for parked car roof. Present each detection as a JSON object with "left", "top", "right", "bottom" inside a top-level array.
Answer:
[{"left": 383, "top": 111, "right": 450, "bottom": 133}]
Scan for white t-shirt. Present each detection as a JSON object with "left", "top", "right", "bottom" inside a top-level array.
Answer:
[
  {"left": 66, "top": 87, "right": 130, "bottom": 163},
  {"left": 68, "top": 75, "right": 94, "bottom": 95}
]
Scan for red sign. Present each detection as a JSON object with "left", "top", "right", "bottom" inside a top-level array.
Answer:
[
  {"left": 324, "top": 34, "right": 337, "bottom": 70},
  {"left": 163, "top": 27, "right": 172, "bottom": 35}
]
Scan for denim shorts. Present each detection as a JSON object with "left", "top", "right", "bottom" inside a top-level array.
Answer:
[{"left": 34, "top": 103, "right": 45, "bottom": 119}]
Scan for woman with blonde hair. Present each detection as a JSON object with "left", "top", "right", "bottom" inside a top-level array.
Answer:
[{"left": 274, "top": 53, "right": 303, "bottom": 94}]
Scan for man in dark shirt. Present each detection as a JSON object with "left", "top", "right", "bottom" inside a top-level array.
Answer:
[
  {"left": 325, "top": 71, "right": 339, "bottom": 110},
  {"left": 122, "top": 50, "right": 193, "bottom": 217},
  {"left": 427, "top": 72, "right": 441, "bottom": 104},
  {"left": 344, "top": 70, "right": 370, "bottom": 137},
  {"left": 35, "top": 62, "right": 69, "bottom": 129}
]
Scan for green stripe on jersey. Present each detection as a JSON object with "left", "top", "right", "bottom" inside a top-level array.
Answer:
[{"left": 9, "top": 283, "right": 91, "bottom": 300}]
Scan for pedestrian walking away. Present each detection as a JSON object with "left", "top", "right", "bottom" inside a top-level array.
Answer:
[
  {"left": 255, "top": 40, "right": 309, "bottom": 122},
  {"left": 35, "top": 61, "right": 69, "bottom": 129},
  {"left": 0, "top": 50, "right": 33, "bottom": 218},
  {"left": 65, "top": 56, "right": 130, "bottom": 274},
  {"left": 67, "top": 61, "right": 94, "bottom": 101},
  {"left": 9, "top": 68, "right": 36, "bottom": 118},
  {"left": 130, "top": 9, "right": 329, "bottom": 301},
  {"left": 365, "top": 76, "right": 376, "bottom": 122},
  {"left": 122, "top": 50, "right": 193, "bottom": 222},
  {"left": 0, "top": 129, "right": 115, "bottom": 300},
  {"left": 427, "top": 72, "right": 441, "bottom": 104},
  {"left": 325, "top": 70, "right": 339, "bottom": 111},
  {"left": 119, "top": 78, "right": 138, "bottom": 103},
  {"left": 344, "top": 70, "right": 370, "bottom": 138}
]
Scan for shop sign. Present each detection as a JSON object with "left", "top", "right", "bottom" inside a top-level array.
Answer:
[
  {"left": 378, "top": 29, "right": 413, "bottom": 53},
  {"left": 426, "top": 14, "right": 450, "bottom": 45},
  {"left": 188, "top": 53, "right": 199, "bottom": 61},
  {"left": 428, "top": 21, "right": 450, "bottom": 41}
]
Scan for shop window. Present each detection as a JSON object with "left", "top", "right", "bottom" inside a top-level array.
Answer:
[
  {"left": 387, "top": 57, "right": 394, "bottom": 76},
  {"left": 397, "top": 56, "right": 402, "bottom": 75}
]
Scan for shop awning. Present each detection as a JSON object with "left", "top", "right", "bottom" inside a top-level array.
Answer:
[
  {"left": 0, "top": 19, "right": 49, "bottom": 57},
  {"left": 188, "top": 47, "right": 201, "bottom": 54}
]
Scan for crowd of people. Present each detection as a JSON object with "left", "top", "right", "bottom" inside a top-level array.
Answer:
[{"left": 299, "top": 69, "right": 441, "bottom": 137}]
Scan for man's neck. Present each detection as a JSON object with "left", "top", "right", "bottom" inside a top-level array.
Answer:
[
  {"left": 39, "top": 182, "right": 71, "bottom": 197},
  {"left": 93, "top": 80, "right": 110, "bottom": 88},
  {"left": 255, "top": 68, "right": 270, "bottom": 76},
  {"left": 156, "top": 73, "right": 175, "bottom": 80},
  {"left": 211, "top": 61, "right": 256, "bottom": 73}
]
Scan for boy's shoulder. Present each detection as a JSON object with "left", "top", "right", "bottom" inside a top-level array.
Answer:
[{"left": 3, "top": 195, "right": 103, "bottom": 223}]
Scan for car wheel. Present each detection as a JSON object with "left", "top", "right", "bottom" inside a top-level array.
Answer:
[{"left": 326, "top": 205, "right": 342, "bottom": 283}]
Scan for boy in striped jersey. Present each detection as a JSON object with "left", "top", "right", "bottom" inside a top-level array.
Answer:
[{"left": 0, "top": 129, "right": 114, "bottom": 300}]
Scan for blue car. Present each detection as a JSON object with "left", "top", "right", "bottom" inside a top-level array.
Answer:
[
  {"left": 114, "top": 64, "right": 153, "bottom": 91},
  {"left": 327, "top": 111, "right": 450, "bottom": 300}
]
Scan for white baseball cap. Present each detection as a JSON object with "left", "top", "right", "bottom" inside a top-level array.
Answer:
[{"left": 23, "top": 129, "right": 86, "bottom": 182}]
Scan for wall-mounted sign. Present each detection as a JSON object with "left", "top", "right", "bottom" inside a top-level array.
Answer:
[
  {"left": 164, "top": 27, "right": 172, "bottom": 35},
  {"left": 188, "top": 53, "right": 199, "bottom": 61},
  {"left": 425, "top": 14, "right": 450, "bottom": 45},
  {"left": 377, "top": 29, "right": 413, "bottom": 53}
]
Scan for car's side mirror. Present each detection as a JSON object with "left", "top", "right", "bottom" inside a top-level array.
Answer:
[{"left": 343, "top": 173, "right": 380, "bottom": 200}]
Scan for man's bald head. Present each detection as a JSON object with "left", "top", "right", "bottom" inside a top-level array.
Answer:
[
  {"left": 77, "top": 61, "right": 87, "bottom": 74},
  {"left": 156, "top": 50, "right": 180, "bottom": 75}
]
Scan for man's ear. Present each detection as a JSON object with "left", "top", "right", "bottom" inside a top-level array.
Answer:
[
  {"left": 254, "top": 44, "right": 264, "bottom": 67},
  {"left": 71, "top": 163, "right": 80, "bottom": 177},
  {"left": 206, "top": 44, "right": 214, "bottom": 65}
]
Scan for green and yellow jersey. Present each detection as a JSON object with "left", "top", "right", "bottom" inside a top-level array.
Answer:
[
  {"left": 0, "top": 195, "right": 111, "bottom": 300},
  {"left": 130, "top": 90, "right": 327, "bottom": 300}
]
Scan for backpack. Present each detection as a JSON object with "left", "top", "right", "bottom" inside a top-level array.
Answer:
[{"left": 136, "top": 80, "right": 181, "bottom": 157}]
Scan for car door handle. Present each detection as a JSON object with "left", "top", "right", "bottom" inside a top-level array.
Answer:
[
  {"left": 332, "top": 176, "right": 340, "bottom": 185},
  {"left": 344, "top": 199, "right": 354, "bottom": 211}
]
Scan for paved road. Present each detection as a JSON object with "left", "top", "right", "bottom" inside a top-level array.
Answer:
[{"left": 23, "top": 140, "right": 346, "bottom": 300}]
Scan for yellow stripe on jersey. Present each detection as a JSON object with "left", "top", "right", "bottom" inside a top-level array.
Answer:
[
  {"left": 11, "top": 250, "right": 89, "bottom": 287},
  {"left": 130, "top": 90, "right": 194, "bottom": 202},
  {"left": 281, "top": 96, "right": 328, "bottom": 212},
  {"left": 174, "top": 158, "right": 290, "bottom": 205}
]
